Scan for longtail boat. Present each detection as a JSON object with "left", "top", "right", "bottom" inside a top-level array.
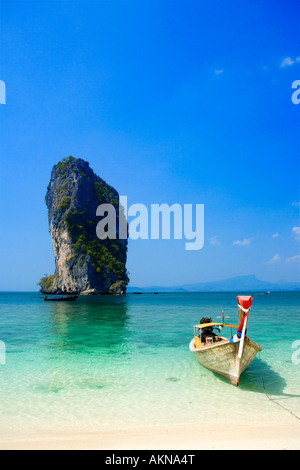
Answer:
[
  {"left": 189, "top": 296, "right": 261, "bottom": 386},
  {"left": 44, "top": 295, "right": 78, "bottom": 302}
]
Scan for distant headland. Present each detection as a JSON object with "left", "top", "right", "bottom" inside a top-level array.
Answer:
[
  {"left": 38, "top": 156, "right": 129, "bottom": 295},
  {"left": 128, "top": 274, "right": 300, "bottom": 293}
]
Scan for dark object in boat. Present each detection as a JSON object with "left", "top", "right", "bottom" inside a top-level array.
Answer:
[
  {"left": 199, "top": 317, "right": 218, "bottom": 343},
  {"left": 44, "top": 295, "right": 79, "bottom": 302}
]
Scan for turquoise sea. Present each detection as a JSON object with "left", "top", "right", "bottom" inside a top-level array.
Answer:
[{"left": 0, "top": 292, "right": 299, "bottom": 437}]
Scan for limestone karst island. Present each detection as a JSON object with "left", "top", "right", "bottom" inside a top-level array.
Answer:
[{"left": 38, "top": 156, "right": 129, "bottom": 295}]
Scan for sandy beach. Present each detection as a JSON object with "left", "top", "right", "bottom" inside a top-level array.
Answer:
[{"left": 0, "top": 422, "right": 299, "bottom": 450}]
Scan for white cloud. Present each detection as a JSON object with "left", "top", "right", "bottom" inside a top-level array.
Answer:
[
  {"left": 272, "top": 233, "right": 279, "bottom": 238},
  {"left": 268, "top": 254, "right": 281, "bottom": 264},
  {"left": 292, "top": 227, "right": 300, "bottom": 241},
  {"left": 210, "top": 236, "right": 220, "bottom": 246},
  {"left": 286, "top": 254, "right": 300, "bottom": 263},
  {"left": 280, "top": 57, "right": 295, "bottom": 67},
  {"left": 214, "top": 69, "right": 224, "bottom": 75},
  {"left": 233, "top": 238, "right": 251, "bottom": 246},
  {"left": 280, "top": 56, "right": 300, "bottom": 68}
]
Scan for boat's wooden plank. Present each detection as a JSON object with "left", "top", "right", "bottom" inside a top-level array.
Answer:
[{"left": 190, "top": 337, "right": 261, "bottom": 386}]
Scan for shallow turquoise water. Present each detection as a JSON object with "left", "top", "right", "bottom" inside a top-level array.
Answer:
[{"left": 0, "top": 292, "right": 299, "bottom": 435}]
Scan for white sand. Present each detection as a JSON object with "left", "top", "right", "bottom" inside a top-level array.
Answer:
[{"left": 0, "top": 422, "right": 299, "bottom": 450}]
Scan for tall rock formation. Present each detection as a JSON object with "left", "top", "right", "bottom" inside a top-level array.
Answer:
[{"left": 39, "top": 156, "right": 128, "bottom": 295}]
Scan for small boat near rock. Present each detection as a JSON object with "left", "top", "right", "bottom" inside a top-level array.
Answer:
[
  {"left": 189, "top": 296, "right": 261, "bottom": 386},
  {"left": 44, "top": 295, "right": 79, "bottom": 302}
]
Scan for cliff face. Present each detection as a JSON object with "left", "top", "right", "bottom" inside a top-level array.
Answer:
[{"left": 41, "top": 156, "right": 128, "bottom": 295}]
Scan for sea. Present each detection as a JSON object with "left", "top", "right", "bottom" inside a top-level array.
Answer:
[{"left": 0, "top": 291, "right": 299, "bottom": 437}]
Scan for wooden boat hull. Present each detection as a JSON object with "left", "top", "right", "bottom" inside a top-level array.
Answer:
[{"left": 189, "top": 337, "right": 261, "bottom": 386}]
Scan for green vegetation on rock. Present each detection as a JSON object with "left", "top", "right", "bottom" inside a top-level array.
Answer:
[{"left": 38, "top": 274, "right": 54, "bottom": 290}]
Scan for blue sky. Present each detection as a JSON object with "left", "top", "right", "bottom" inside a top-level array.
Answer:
[{"left": 0, "top": 0, "right": 299, "bottom": 290}]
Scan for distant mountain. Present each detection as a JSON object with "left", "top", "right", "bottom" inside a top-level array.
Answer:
[{"left": 128, "top": 274, "right": 299, "bottom": 293}]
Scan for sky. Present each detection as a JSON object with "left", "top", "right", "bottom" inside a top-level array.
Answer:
[{"left": 0, "top": 0, "right": 299, "bottom": 290}]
